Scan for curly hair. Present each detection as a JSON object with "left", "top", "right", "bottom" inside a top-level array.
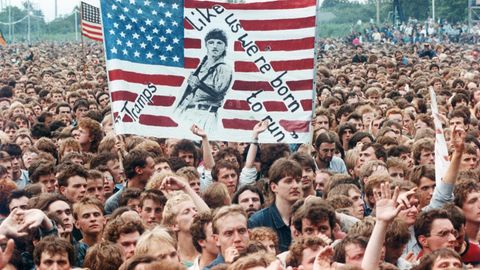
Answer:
[
  {"left": 103, "top": 217, "right": 145, "bottom": 243},
  {"left": 78, "top": 117, "right": 103, "bottom": 152}
]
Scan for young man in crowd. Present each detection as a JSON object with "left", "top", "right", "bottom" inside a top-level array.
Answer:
[
  {"left": 73, "top": 197, "right": 106, "bottom": 247},
  {"left": 231, "top": 185, "right": 264, "bottom": 217},
  {"left": 189, "top": 212, "right": 219, "bottom": 270},
  {"left": 103, "top": 216, "right": 146, "bottom": 260},
  {"left": 58, "top": 163, "right": 88, "bottom": 203}
]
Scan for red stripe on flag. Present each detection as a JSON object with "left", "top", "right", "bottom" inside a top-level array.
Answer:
[
  {"left": 82, "top": 33, "right": 103, "bottom": 42},
  {"left": 300, "top": 99, "right": 313, "bottom": 111},
  {"left": 185, "top": 58, "right": 200, "bottom": 69},
  {"left": 81, "top": 27, "right": 102, "bottom": 36},
  {"left": 111, "top": 91, "right": 137, "bottom": 103},
  {"left": 234, "top": 37, "right": 315, "bottom": 51},
  {"left": 185, "top": 16, "right": 315, "bottom": 31},
  {"left": 81, "top": 21, "right": 102, "bottom": 30},
  {"left": 151, "top": 96, "right": 176, "bottom": 106},
  {"left": 185, "top": 0, "right": 315, "bottom": 10},
  {"left": 223, "top": 100, "right": 250, "bottom": 111},
  {"left": 263, "top": 101, "right": 288, "bottom": 112},
  {"left": 184, "top": 37, "right": 201, "bottom": 49},
  {"left": 139, "top": 115, "right": 179, "bottom": 127},
  {"left": 222, "top": 119, "right": 258, "bottom": 130},
  {"left": 108, "top": 70, "right": 184, "bottom": 86},
  {"left": 279, "top": 120, "right": 310, "bottom": 132},
  {"left": 242, "top": 16, "right": 316, "bottom": 31},
  {"left": 232, "top": 80, "right": 312, "bottom": 91},
  {"left": 235, "top": 59, "right": 314, "bottom": 72}
]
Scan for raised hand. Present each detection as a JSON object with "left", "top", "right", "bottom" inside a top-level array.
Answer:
[
  {"left": 160, "top": 176, "right": 187, "bottom": 192},
  {"left": 374, "top": 182, "right": 404, "bottom": 223},
  {"left": 450, "top": 125, "right": 465, "bottom": 153},
  {"left": 18, "top": 209, "right": 52, "bottom": 232},
  {"left": 396, "top": 187, "right": 417, "bottom": 209},
  {"left": 0, "top": 208, "right": 28, "bottom": 238},
  {"left": 191, "top": 124, "right": 207, "bottom": 139},
  {"left": 313, "top": 245, "right": 336, "bottom": 270},
  {"left": 0, "top": 239, "right": 14, "bottom": 269},
  {"left": 252, "top": 120, "right": 269, "bottom": 138}
]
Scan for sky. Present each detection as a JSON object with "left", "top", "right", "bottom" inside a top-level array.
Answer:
[{"left": 1, "top": 0, "right": 77, "bottom": 22}]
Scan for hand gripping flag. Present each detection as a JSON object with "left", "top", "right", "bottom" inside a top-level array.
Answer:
[{"left": 101, "top": 0, "right": 318, "bottom": 143}]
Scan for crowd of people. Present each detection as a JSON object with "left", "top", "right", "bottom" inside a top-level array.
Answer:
[
  {"left": 0, "top": 30, "right": 479, "bottom": 270},
  {"left": 343, "top": 19, "right": 480, "bottom": 46}
]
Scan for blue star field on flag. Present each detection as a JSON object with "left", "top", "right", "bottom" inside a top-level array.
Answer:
[{"left": 101, "top": 0, "right": 184, "bottom": 67}]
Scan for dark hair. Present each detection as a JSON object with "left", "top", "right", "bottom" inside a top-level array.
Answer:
[
  {"left": 211, "top": 160, "right": 240, "bottom": 181},
  {"left": 57, "top": 163, "right": 88, "bottom": 187},
  {"left": 290, "top": 152, "right": 316, "bottom": 172},
  {"left": 29, "top": 161, "right": 55, "bottom": 183},
  {"left": 119, "top": 188, "right": 142, "bottom": 208},
  {"left": 314, "top": 131, "right": 337, "bottom": 149},
  {"left": 231, "top": 185, "right": 265, "bottom": 206},
  {"left": 33, "top": 236, "right": 75, "bottom": 266},
  {"left": 268, "top": 158, "right": 302, "bottom": 185},
  {"left": 348, "top": 132, "right": 374, "bottom": 149},
  {"left": 190, "top": 211, "right": 213, "bottom": 253},
  {"left": 412, "top": 248, "right": 461, "bottom": 270},
  {"left": 31, "top": 123, "right": 51, "bottom": 139},
  {"left": 123, "top": 149, "right": 152, "bottom": 179},
  {"left": 0, "top": 143, "right": 22, "bottom": 158},
  {"left": 90, "top": 152, "right": 119, "bottom": 169},
  {"left": 414, "top": 209, "right": 451, "bottom": 248}
]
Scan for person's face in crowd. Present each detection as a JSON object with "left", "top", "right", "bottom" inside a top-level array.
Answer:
[
  {"left": 71, "top": 129, "right": 81, "bottom": 141},
  {"left": 347, "top": 188, "right": 365, "bottom": 219},
  {"left": 15, "top": 136, "right": 32, "bottom": 151},
  {"left": 154, "top": 161, "right": 172, "bottom": 175},
  {"left": 38, "top": 173, "right": 57, "bottom": 193},
  {"left": 397, "top": 192, "right": 419, "bottom": 226},
  {"left": 367, "top": 94, "right": 380, "bottom": 104},
  {"left": 60, "top": 175, "right": 87, "bottom": 202},
  {"left": 74, "top": 105, "right": 88, "bottom": 120},
  {"left": 188, "top": 177, "right": 201, "bottom": 194},
  {"left": 271, "top": 175, "right": 302, "bottom": 203},
  {"left": 127, "top": 198, "right": 141, "bottom": 213},
  {"left": 347, "top": 94, "right": 359, "bottom": 104},
  {"left": 5, "top": 127, "right": 17, "bottom": 141},
  {"left": 68, "top": 97, "right": 78, "bottom": 108},
  {"left": 86, "top": 177, "right": 105, "bottom": 203},
  {"left": 9, "top": 155, "right": 21, "bottom": 176},
  {"left": 403, "top": 115, "right": 414, "bottom": 135},
  {"left": 301, "top": 217, "right": 332, "bottom": 239},
  {"left": 147, "top": 242, "right": 179, "bottom": 265},
  {"left": 460, "top": 153, "right": 478, "bottom": 171},
  {"left": 214, "top": 213, "right": 249, "bottom": 256},
  {"left": 117, "top": 231, "right": 140, "bottom": 260},
  {"left": 36, "top": 251, "right": 71, "bottom": 270},
  {"left": 26, "top": 88, "right": 36, "bottom": 96},
  {"left": 362, "top": 113, "right": 375, "bottom": 130},
  {"left": 165, "top": 138, "right": 179, "bottom": 157},
  {"left": 300, "top": 166, "right": 315, "bottom": 192},
  {"left": 314, "top": 115, "right": 329, "bottom": 131},
  {"left": 259, "top": 239, "right": 276, "bottom": 256},
  {"left": 419, "top": 218, "right": 457, "bottom": 253},
  {"left": 301, "top": 246, "right": 321, "bottom": 270},
  {"left": 367, "top": 70, "right": 376, "bottom": 79},
  {"left": 228, "top": 142, "right": 247, "bottom": 156},
  {"left": 344, "top": 243, "right": 365, "bottom": 267},
  {"left": 48, "top": 200, "right": 74, "bottom": 235},
  {"left": 75, "top": 205, "right": 105, "bottom": 235},
  {"left": 77, "top": 127, "right": 91, "bottom": 146},
  {"left": 217, "top": 168, "right": 238, "bottom": 195},
  {"left": 398, "top": 153, "right": 413, "bottom": 168},
  {"left": 454, "top": 224, "right": 466, "bottom": 252},
  {"left": 222, "top": 154, "right": 240, "bottom": 168},
  {"left": 174, "top": 200, "right": 197, "bottom": 232},
  {"left": 461, "top": 191, "right": 480, "bottom": 224},
  {"left": 317, "top": 142, "right": 335, "bottom": 164},
  {"left": 348, "top": 118, "right": 363, "bottom": 131},
  {"left": 98, "top": 94, "right": 110, "bottom": 108},
  {"left": 417, "top": 176, "right": 436, "bottom": 209},
  {"left": 12, "top": 107, "right": 25, "bottom": 115},
  {"left": 419, "top": 150, "right": 434, "bottom": 165},
  {"left": 328, "top": 101, "right": 340, "bottom": 112},
  {"left": 206, "top": 38, "right": 226, "bottom": 59},
  {"left": 139, "top": 157, "right": 155, "bottom": 183},
  {"left": 106, "top": 159, "right": 124, "bottom": 183},
  {"left": 14, "top": 118, "right": 28, "bottom": 129},
  {"left": 200, "top": 222, "right": 219, "bottom": 256},
  {"left": 103, "top": 171, "right": 115, "bottom": 198},
  {"left": 433, "top": 81, "right": 443, "bottom": 91},
  {"left": 473, "top": 90, "right": 480, "bottom": 104},
  {"left": 52, "top": 93, "right": 63, "bottom": 103},
  {"left": 448, "top": 117, "right": 466, "bottom": 131},
  {"left": 8, "top": 195, "right": 28, "bottom": 212},
  {"left": 314, "top": 171, "right": 328, "bottom": 194},
  {"left": 140, "top": 199, "right": 163, "bottom": 228},
  {"left": 319, "top": 89, "right": 331, "bottom": 102},
  {"left": 237, "top": 190, "right": 261, "bottom": 217},
  {"left": 89, "top": 103, "right": 99, "bottom": 111},
  {"left": 210, "top": 143, "right": 220, "bottom": 157},
  {"left": 371, "top": 119, "right": 383, "bottom": 136},
  {"left": 57, "top": 106, "right": 72, "bottom": 125},
  {"left": 178, "top": 151, "right": 195, "bottom": 167},
  {"left": 359, "top": 146, "right": 376, "bottom": 165},
  {"left": 356, "top": 46, "right": 363, "bottom": 54},
  {"left": 388, "top": 167, "right": 405, "bottom": 181},
  {"left": 431, "top": 256, "right": 462, "bottom": 270}
]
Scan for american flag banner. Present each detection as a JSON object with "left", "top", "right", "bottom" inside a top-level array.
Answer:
[
  {"left": 101, "top": 0, "right": 317, "bottom": 143},
  {"left": 81, "top": 1, "right": 103, "bottom": 42}
]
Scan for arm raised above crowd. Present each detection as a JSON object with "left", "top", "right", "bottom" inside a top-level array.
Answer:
[
  {"left": 362, "top": 182, "right": 403, "bottom": 270},
  {"left": 161, "top": 175, "right": 210, "bottom": 212},
  {"left": 191, "top": 124, "right": 215, "bottom": 171},
  {"left": 244, "top": 120, "right": 268, "bottom": 169}
]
